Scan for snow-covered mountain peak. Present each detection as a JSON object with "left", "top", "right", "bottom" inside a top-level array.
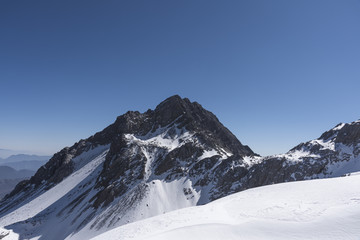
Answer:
[
  {"left": 0, "top": 95, "right": 258, "bottom": 239},
  {"left": 0, "top": 96, "right": 359, "bottom": 240}
]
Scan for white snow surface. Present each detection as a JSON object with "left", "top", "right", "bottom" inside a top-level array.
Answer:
[
  {"left": 311, "top": 139, "right": 335, "bottom": 151},
  {"left": 281, "top": 138, "right": 336, "bottom": 163},
  {"left": 91, "top": 173, "right": 360, "bottom": 240},
  {"left": 0, "top": 227, "right": 18, "bottom": 240},
  {"left": 124, "top": 125, "right": 193, "bottom": 152},
  {"left": 141, "top": 178, "right": 201, "bottom": 216},
  {"left": 282, "top": 149, "right": 320, "bottom": 162},
  {"left": 332, "top": 123, "right": 346, "bottom": 131},
  {"left": 241, "top": 155, "right": 262, "bottom": 167},
  {"left": 69, "top": 178, "right": 202, "bottom": 240},
  {"left": 197, "top": 149, "right": 218, "bottom": 160}
]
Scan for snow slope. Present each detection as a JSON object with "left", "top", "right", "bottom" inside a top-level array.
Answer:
[
  {"left": 0, "top": 146, "right": 110, "bottom": 240},
  {"left": 91, "top": 173, "right": 360, "bottom": 240},
  {"left": 0, "top": 147, "right": 109, "bottom": 227}
]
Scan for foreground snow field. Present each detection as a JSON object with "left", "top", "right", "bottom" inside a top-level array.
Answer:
[{"left": 90, "top": 173, "right": 360, "bottom": 240}]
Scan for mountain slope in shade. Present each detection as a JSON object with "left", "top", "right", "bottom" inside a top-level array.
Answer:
[
  {"left": 0, "top": 96, "right": 359, "bottom": 240},
  {"left": 90, "top": 172, "right": 360, "bottom": 240}
]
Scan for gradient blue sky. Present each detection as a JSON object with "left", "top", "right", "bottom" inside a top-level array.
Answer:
[{"left": 1, "top": 0, "right": 359, "bottom": 157}]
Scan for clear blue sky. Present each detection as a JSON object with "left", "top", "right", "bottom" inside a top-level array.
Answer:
[{"left": 1, "top": 0, "right": 359, "bottom": 157}]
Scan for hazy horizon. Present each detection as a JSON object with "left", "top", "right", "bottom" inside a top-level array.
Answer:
[{"left": 0, "top": 149, "right": 51, "bottom": 159}]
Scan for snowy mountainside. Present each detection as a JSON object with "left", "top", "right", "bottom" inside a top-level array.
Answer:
[
  {"left": 0, "top": 147, "right": 109, "bottom": 240},
  {"left": 0, "top": 95, "right": 359, "bottom": 240},
  {"left": 240, "top": 120, "right": 360, "bottom": 191},
  {"left": 0, "top": 147, "right": 109, "bottom": 227},
  {"left": 90, "top": 172, "right": 360, "bottom": 240},
  {"left": 0, "top": 95, "right": 258, "bottom": 239}
]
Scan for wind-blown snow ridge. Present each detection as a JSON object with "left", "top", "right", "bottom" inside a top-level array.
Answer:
[{"left": 90, "top": 173, "right": 360, "bottom": 240}]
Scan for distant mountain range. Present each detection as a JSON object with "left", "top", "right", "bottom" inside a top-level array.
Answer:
[
  {"left": 0, "top": 95, "right": 359, "bottom": 239},
  {"left": 0, "top": 154, "right": 50, "bottom": 164},
  {"left": 0, "top": 154, "right": 49, "bottom": 171},
  {"left": 0, "top": 166, "right": 35, "bottom": 199},
  {"left": 0, "top": 154, "right": 49, "bottom": 199},
  {"left": 0, "top": 179, "right": 25, "bottom": 202},
  {"left": 0, "top": 166, "right": 34, "bottom": 180}
]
